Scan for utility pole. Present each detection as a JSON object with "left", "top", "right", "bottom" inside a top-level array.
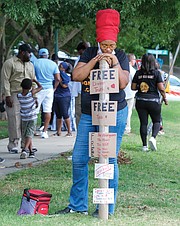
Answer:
[{"left": 54, "top": 29, "right": 58, "bottom": 55}]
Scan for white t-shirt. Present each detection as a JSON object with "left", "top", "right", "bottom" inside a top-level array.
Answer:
[{"left": 124, "top": 64, "right": 136, "bottom": 99}]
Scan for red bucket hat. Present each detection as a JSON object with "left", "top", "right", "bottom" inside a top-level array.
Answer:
[{"left": 96, "top": 9, "right": 120, "bottom": 43}]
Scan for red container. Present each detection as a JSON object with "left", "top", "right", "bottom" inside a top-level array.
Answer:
[{"left": 18, "top": 189, "right": 52, "bottom": 215}]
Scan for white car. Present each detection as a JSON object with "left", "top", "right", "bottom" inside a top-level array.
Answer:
[{"left": 166, "top": 75, "right": 180, "bottom": 101}]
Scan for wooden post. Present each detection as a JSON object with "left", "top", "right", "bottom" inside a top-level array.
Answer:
[
  {"left": 165, "top": 41, "right": 180, "bottom": 88},
  {"left": 169, "top": 41, "right": 180, "bottom": 75},
  {"left": 98, "top": 59, "right": 109, "bottom": 220},
  {"left": 169, "top": 52, "right": 173, "bottom": 75}
]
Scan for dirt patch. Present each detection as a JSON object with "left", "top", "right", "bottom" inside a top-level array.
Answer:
[
  {"left": 118, "top": 151, "right": 132, "bottom": 164},
  {"left": 88, "top": 151, "right": 132, "bottom": 165}
]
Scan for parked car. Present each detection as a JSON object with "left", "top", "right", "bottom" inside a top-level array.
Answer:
[
  {"left": 169, "top": 75, "right": 180, "bottom": 92},
  {"left": 166, "top": 75, "right": 180, "bottom": 101}
]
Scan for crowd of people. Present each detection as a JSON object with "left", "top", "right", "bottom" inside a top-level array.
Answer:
[
  {"left": 0, "top": 8, "right": 168, "bottom": 216},
  {"left": 0, "top": 42, "right": 89, "bottom": 160}
]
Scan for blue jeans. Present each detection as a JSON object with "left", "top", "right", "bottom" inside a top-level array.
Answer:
[{"left": 68, "top": 106, "right": 128, "bottom": 214}]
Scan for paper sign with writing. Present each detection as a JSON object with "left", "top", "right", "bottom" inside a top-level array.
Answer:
[
  {"left": 93, "top": 188, "right": 114, "bottom": 204},
  {"left": 89, "top": 132, "right": 116, "bottom": 158},
  {"left": 90, "top": 68, "right": 119, "bottom": 94},
  {"left": 91, "top": 101, "right": 117, "bottom": 126},
  {"left": 94, "top": 163, "right": 114, "bottom": 179}
]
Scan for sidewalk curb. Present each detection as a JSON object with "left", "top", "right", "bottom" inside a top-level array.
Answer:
[{"left": 0, "top": 131, "right": 76, "bottom": 178}]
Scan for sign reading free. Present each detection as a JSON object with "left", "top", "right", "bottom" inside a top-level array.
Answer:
[
  {"left": 91, "top": 101, "right": 117, "bottom": 126},
  {"left": 90, "top": 68, "right": 119, "bottom": 94}
]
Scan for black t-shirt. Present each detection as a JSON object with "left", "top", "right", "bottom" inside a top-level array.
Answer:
[
  {"left": 132, "top": 69, "right": 163, "bottom": 99},
  {"left": 78, "top": 47, "right": 129, "bottom": 115}
]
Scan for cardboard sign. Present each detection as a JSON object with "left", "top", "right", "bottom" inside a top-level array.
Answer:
[
  {"left": 93, "top": 188, "right": 114, "bottom": 204},
  {"left": 91, "top": 101, "right": 117, "bottom": 126},
  {"left": 89, "top": 132, "right": 116, "bottom": 158},
  {"left": 94, "top": 163, "right": 114, "bottom": 179},
  {"left": 90, "top": 68, "right": 119, "bottom": 94}
]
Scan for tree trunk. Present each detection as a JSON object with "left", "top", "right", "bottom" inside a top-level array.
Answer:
[
  {"left": 0, "top": 14, "right": 6, "bottom": 43},
  {"left": 0, "top": 30, "right": 6, "bottom": 119},
  {"left": 59, "top": 28, "right": 83, "bottom": 48},
  {"left": 5, "top": 22, "right": 30, "bottom": 59},
  {"left": 0, "top": 14, "right": 6, "bottom": 71}
]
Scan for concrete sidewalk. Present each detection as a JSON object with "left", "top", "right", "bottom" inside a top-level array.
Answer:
[{"left": 0, "top": 131, "right": 76, "bottom": 178}]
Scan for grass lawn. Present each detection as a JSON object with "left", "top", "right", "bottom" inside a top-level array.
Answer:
[
  {"left": 0, "top": 101, "right": 180, "bottom": 226},
  {"left": 0, "top": 119, "right": 8, "bottom": 139}
]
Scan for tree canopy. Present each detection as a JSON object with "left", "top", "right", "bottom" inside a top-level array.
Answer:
[{"left": 0, "top": 0, "right": 179, "bottom": 60}]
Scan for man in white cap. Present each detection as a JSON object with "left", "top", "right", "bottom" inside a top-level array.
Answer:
[{"left": 34, "top": 48, "right": 61, "bottom": 138}]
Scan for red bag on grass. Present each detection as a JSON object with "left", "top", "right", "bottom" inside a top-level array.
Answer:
[{"left": 17, "top": 189, "right": 52, "bottom": 215}]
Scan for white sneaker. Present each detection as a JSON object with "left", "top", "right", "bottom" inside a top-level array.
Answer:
[
  {"left": 20, "top": 151, "right": 27, "bottom": 159},
  {"left": 149, "top": 137, "right": 157, "bottom": 151},
  {"left": 38, "top": 126, "right": 44, "bottom": 131},
  {"left": 41, "top": 131, "right": 49, "bottom": 139},
  {"left": 67, "top": 156, "right": 72, "bottom": 161},
  {"left": 142, "top": 146, "right": 148, "bottom": 152},
  {"left": 158, "top": 130, "right": 165, "bottom": 135}
]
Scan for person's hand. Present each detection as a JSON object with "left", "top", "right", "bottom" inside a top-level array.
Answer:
[
  {"left": 163, "top": 98, "right": 168, "bottom": 105},
  {"left": 102, "top": 53, "right": 119, "bottom": 67},
  {"left": 6, "top": 96, "right": 13, "bottom": 108},
  {"left": 35, "top": 98, "right": 38, "bottom": 108},
  {"left": 101, "top": 56, "right": 112, "bottom": 66},
  {"left": 93, "top": 54, "right": 106, "bottom": 63},
  {"left": 93, "top": 53, "right": 118, "bottom": 67}
]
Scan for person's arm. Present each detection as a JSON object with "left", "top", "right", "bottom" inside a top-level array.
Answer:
[
  {"left": 73, "top": 53, "right": 129, "bottom": 90},
  {"left": 1, "top": 61, "right": 13, "bottom": 107},
  {"left": 31, "top": 79, "right": 42, "bottom": 108},
  {"left": 157, "top": 82, "right": 168, "bottom": 105},
  {"left": 31, "top": 79, "right": 42, "bottom": 95},
  {"left": 131, "top": 71, "right": 138, "bottom": 90},
  {"left": 73, "top": 57, "right": 102, "bottom": 82},
  {"left": 53, "top": 72, "right": 61, "bottom": 91},
  {"left": 112, "top": 58, "right": 129, "bottom": 89},
  {"left": 156, "top": 70, "right": 168, "bottom": 105},
  {"left": 98, "top": 53, "right": 129, "bottom": 89},
  {"left": 131, "top": 82, "right": 137, "bottom": 90},
  {"left": 59, "top": 82, "right": 68, "bottom": 88},
  {"left": 59, "top": 71, "right": 70, "bottom": 88}
]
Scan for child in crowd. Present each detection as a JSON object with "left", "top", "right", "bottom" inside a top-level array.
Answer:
[{"left": 17, "top": 78, "right": 42, "bottom": 159}]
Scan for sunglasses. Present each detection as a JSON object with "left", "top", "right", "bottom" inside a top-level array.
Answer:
[{"left": 100, "top": 43, "right": 116, "bottom": 50}]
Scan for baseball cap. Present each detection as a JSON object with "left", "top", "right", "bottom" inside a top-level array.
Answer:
[{"left": 39, "top": 48, "right": 49, "bottom": 56}]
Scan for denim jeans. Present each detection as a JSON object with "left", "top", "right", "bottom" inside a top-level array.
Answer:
[{"left": 68, "top": 106, "right": 128, "bottom": 214}]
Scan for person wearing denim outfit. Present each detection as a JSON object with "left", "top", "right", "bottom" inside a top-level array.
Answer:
[
  {"left": 68, "top": 110, "right": 128, "bottom": 214},
  {"left": 55, "top": 9, "right": 129, "bottom": 216}
]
